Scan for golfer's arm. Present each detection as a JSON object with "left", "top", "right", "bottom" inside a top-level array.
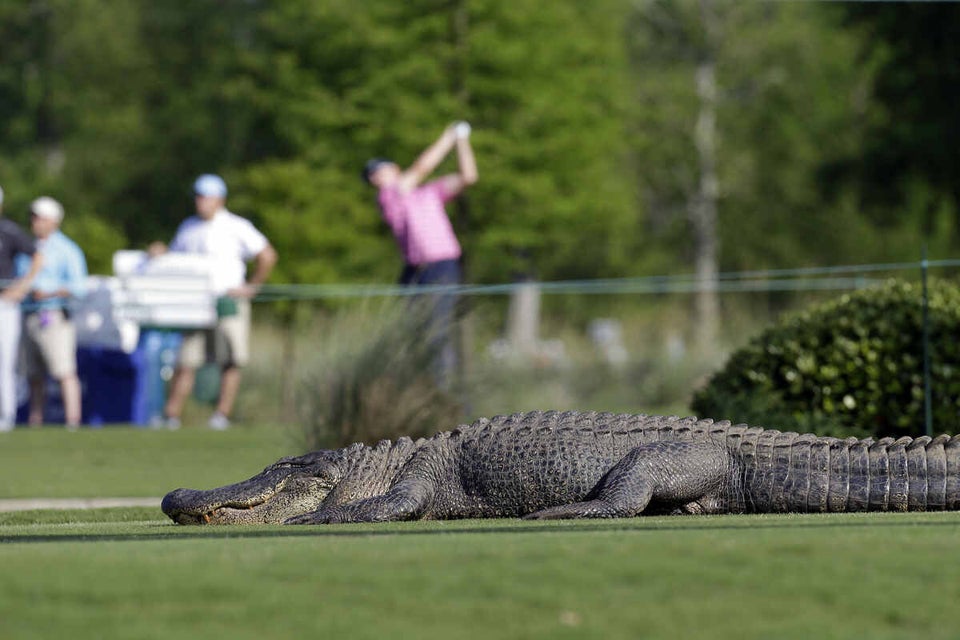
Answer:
[
  {"left": 455, "top": 136, "right": 478, "bottom": 186},
  {"left": 398, "top": 127, "right": 457, "bottom": 191}
]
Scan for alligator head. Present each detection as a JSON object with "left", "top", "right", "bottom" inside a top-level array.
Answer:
[{"left": 161, "top": 450, "right": 342, "bottom": 525}]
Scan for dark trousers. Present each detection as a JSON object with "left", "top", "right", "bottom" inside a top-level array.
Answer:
[{"left": 399, "top": 259, "right": 461, "bottom": 385}]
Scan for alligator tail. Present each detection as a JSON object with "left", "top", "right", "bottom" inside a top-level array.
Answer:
[{"left": 727, "top": 429, "right": 960, "bottom": 513}]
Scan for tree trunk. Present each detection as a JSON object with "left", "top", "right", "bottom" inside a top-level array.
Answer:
[
  {"left": 507, "top": 279, "right": 541, "bottom": 356},
  {"left": 690, "top": 0, "right": 720, "bottom": 353}
]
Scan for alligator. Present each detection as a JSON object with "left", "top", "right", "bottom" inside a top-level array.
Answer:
[{"left": 161, "top": 410, "right": 960, "bottom": 525}]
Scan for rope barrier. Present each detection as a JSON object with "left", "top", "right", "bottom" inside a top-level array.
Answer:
[
  {"left": 254, "top": 258, "right": 960, "bottom": 301},
  {"left": 3, "top": 257, "right": 957, "bottom": 305}
]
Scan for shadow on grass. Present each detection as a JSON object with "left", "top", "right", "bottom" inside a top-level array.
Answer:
[{"left": 4, "top": 513, "right": 960, "bottom": 545}]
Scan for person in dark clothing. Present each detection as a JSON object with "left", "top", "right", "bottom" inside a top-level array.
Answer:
[{"left": 0, "top": 186, "right": 43, "bottom": 431}]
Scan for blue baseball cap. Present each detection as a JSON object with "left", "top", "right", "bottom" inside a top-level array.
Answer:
[{"left": 194, "top": 174, "right": 228, "bottom": 198}]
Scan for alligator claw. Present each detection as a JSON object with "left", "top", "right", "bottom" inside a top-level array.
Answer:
[
  {"left": 284, "top": 512, "right": 327, "bottom": 525},
  {"left": 284, "top": 507, "right": 351, "bottom": 525}
]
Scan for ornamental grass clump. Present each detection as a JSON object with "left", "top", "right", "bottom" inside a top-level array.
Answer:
[
  {"left": 691, "top": 278, "right": 960, "bottom": 439},
  {"left": 296, "top": 299, "right": 464, "bottom": 450}
]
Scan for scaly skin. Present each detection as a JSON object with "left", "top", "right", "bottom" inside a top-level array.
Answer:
[{"left": 161, "top": 410, "right": 960, "bottom": 525}]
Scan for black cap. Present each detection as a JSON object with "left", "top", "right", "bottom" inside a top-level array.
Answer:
[{"left": 362, "top": 158, "right": 393, "bottom": 184}]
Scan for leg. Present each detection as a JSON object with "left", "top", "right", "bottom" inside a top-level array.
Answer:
[
  {"left": 21, "top": 312, "right": 47, "bottom": 426},
  {"left": 37, "top": 311, "right": 81, "bottom": 429},
  {"left": 164, "top": 366, "right": 196, "bottom": 419},
  {"left": 60, "top": 373, "right": 82, "bottom": 428},
  {"left": 212, "top": 300, "right": 250, "bottom": 420},
  {"left": 216, "top": 365, "right": 241, "bottom": 417},
  {"left": 0, "top": 301, "right": 20, "bottom": 428},
  {"left": 524, "top": 441, "right": 733, "bottom": 520},
  {"left": 411, "top": 260, "right": 461, "bottom": 385},
  {"left": 285, "top": 478, "right": 435, "bottom": 524},
  {"left": 28, "top": 375, "right": 45, "bottom": 426},
  {"left": 287, "top": 445, "right": 445, "bottom": 525},
  {"left": 166, "top": 329, "right": 205, "bottom": 420}
]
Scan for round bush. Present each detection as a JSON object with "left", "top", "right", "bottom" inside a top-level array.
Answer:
[{"left": 691, "top": 278, "right": 960, "bottom": 438}]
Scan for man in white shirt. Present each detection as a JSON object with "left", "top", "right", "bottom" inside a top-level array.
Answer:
[{"left": 152, "top": 174, "right": 277, "bottom": 430}]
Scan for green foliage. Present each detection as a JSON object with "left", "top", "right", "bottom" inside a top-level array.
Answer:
[
  {"left": 692, "top": 279, "right": 960, "bottom": 438},
  {"left": 628, "top": 1, "right": 887, "bottom": 274},
  {"left": 0, "top": 0, "right": 957, "bottom": 296},
  {"left": 295, "top": 300, "right": 464, "bottom": 450},
  {"left": 231, "top": 0, "right": 637, "bottom": 285},
  {"left": 60, "top": 213, "right": 126, "bottom": 275},
  {"left": 840, "top": 2, "right": 960, "bottom": 216},
  {"left": 465, "top": 0, "right": 637, "bottom": 281}
]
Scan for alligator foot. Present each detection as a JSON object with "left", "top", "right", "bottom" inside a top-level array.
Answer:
[
  {"left": 523, "top": 499, "right": 627, "bottom": 520},
  {"left": 285, "top": 509, "right": 345, "bottom": 525},
  {"left": 285, "top": 486, "right": 431, "bottom": 524}
]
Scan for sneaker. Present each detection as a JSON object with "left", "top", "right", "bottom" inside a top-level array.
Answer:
[
  {"left": 208, "top": 412, "right": 230, "bottom": 431},
  {"left": 165, "top": 416, "right": 181, "bottom": 431},
  {"left": 0, "top": 421, "right": 13, "bottom": 433}
]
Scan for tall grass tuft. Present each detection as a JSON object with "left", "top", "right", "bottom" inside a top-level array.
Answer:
[{"left": 295, "top": 299, "right": 465, "bottom": 450}]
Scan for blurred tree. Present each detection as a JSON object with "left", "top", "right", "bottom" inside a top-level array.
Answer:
[
  {"left": 229, "top": 0, "right": 638, "bottom": 288},
  {"left": 837, "top": 2, "right": 960, "bottom": 246},
  {"left": 0, "top": 0, "right": 152, "bottom": 272},
  {"left": 627, "top": 1, "right": 880, "bottom": 280},
  {"left": 0, "top": 0, "right": 955, "bottom": 287},
  {"left": 464, "top": 0, "right": 637, "bottom": 282}
]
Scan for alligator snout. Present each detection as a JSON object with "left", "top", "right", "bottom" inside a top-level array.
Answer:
[
  {"left": 161, "top": 489, "right": 238, "bottom": 525},
  {"left": 161, "top": 488, "right": 204, "bottom": 524}
]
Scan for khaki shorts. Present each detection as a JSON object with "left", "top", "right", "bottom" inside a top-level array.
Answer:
[
  {"left": 23, "top": 309, "right": 78, "bottom": 379},
  {"left": 178, "top": 298, "right": 251, "bottom": 369}
]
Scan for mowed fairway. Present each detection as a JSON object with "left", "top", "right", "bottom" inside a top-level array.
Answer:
[{"left": 2, "top": 428, "right": 960, "bottom": 639}]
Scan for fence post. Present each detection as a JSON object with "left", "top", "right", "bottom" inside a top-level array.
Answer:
[
  {"left": 507, "top": 279, "right": 541, "bottom": 356},
  {"left": 922, "top": 245, "right": 933, "bottom": 437}
]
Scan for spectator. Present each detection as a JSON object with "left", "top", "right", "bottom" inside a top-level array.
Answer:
[
  {"left": 363, "top": 122, "right": 478, "bottom": 381},
  {"left": 0, "top": 187, "right": 43, "bottom": 432},
  {"left": 153, "top": 174, "right": 277, "bottom": 430},
  {"left": 20, "top": 196, "right": 87, "bottom": 429}
]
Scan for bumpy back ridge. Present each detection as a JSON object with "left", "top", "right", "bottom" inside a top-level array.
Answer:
[{"left": 447, "top": 411, "right": 960, "bottom": 513}]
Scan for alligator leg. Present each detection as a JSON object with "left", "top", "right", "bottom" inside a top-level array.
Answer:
[
  {"left": 284, "top": 477, "right": 435, "bottom": 524},
  {"left": 523, "top": 441, "right": 733, "bottom": 519}
]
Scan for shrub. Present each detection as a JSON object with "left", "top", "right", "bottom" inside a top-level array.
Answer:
[
  {"left": 691, "top": 278, "right": 960, "bottom": 438},
  {"left": 295, "top": 299, "right": 465, "bottom": 450}
]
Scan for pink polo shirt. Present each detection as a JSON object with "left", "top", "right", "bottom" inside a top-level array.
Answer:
[{"left": 378, "top": 180, "right": 462, "bottom": 266}]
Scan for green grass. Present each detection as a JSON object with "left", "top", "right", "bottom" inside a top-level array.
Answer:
[
  {"left": 2, "top": 511, "right": 959, "bottom": 639},
  {"left": 0, "top": 424, "right": 299, "bottom": 498},
  {"left": 3, "top": 428, "right": 960, "bottom": 638}
]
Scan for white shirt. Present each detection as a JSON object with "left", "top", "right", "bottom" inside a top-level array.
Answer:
[{"left": 170, "top": 208, "right": 268, "bottom": 294}]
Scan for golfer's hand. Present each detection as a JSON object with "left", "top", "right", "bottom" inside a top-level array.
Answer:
[{"left": 454, "top": 121, "right": 471, "bottom": 139}]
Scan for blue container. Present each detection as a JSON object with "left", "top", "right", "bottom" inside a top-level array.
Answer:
[
  {"left": 17, "top": 330, "right": 182, "bottom": 426},
  {"left": 80, "top": 346, "right": 138, "bottom": 425},
  {"left": 17, "top": 347, "right": 138, "bottom": 426},
  {"left": 130, "top": 330, "right": 182, "bottom": 426}
]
